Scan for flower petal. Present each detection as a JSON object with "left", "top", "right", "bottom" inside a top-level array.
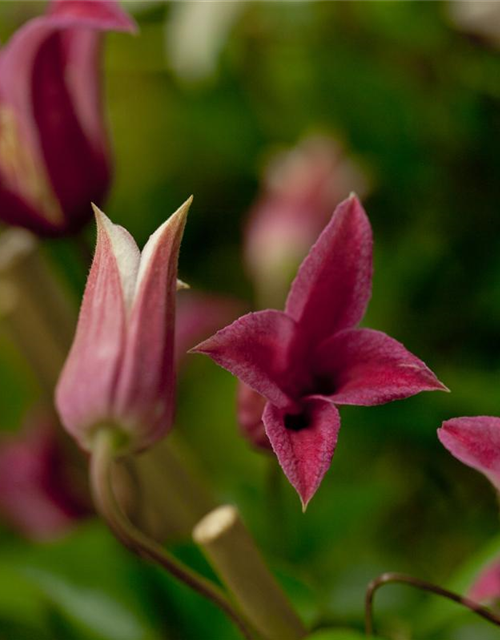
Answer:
[
  {"left": 192, "top": 310, "right": 300, "bottom": 412},
  {"left": 175, "top": 291, "right": 244, "bottom": 367},
  {"left": 48, "top": 0, "right": 137, "bottom": 33},
  {"left": 285, "top": 194, "right": 372, "bottom": 347},
  {"left": 237, "top": 382, "right": 271, "bottom": 451},
  {"left": 438, "top": 417, "right": 500, "bottom": 491},
  {"left": 263, "top": 398, "right": 340, "bottom": 509},
  {"left": 314, "top": 328, "right": 447, "bottom": 406},
  {"left": 112, "top": 198, "right": 190, "bottom": 450},
  {"left": 55, "top": 211, "right": 128, "bottom": 449},
  {"left": 469, "top": 558, "right": 500, "bottom": 603}
]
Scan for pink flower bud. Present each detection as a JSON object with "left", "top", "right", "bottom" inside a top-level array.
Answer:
[
  {"left": 469, "top": 557, "right": 500, "bottom": 605},
  {"left": 0, "top": 0, "right": 136, "bottom": 236},
  {"left": 56, "top": 198, "right": 191, "bottom": 453}
]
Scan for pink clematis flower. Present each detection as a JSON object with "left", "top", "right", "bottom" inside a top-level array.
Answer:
[
  {"left": 0, "top": 413, "right": 89, "bottom": 541},
  {"left": 56, "top": 198, "right": 191, "bottom": 453},
  {"left": 193, "top": 195, "right": 446, "bottom": 508},
  {"left": 438, "top": 416, "right": 500, "bottom": 491},
  {"left": 0, "top": 0, "right": 136, "bottom": 236}
]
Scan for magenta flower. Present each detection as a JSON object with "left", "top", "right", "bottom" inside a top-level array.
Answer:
[
  {"left": 438, "top": 416, "right": 500, "bottom": 491},
  {"left": 0, "top": 413, "right": 89, "bottom": 540},
  {"left": 193, "top": 195, "right": 446, "bottom": 507},
  {"left": 0, "top": 0, "right": 136, "bottom": 236},
  {"left": 56, "top": 198, "right": 191, "bottom": 453}
]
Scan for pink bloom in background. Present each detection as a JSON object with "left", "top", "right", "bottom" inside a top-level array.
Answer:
[
  {"left": 438, "top": 416, "right": 500, "bottom": 491},
  {"left": 244, "top": 135, "right": 369, "bottom": 307},
  {"left": 56, "top": 198, "right": 191, "bottom": 453},
  {"left": 175, "top": 291, "right": 244, "bottom": 367},
  {"left": 0, "top": 0, "right": 136, "bottom": 236},
  {"left": 194, "top": 195, "right": 446, "bottom": 508},
  {"left": 469, "top": 558, "right": 500, "bottom": 604},
  {"left": 0, "top": 413, "right": 89, "bottom": 541}
]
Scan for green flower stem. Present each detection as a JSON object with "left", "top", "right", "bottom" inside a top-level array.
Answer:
[
  {"left": 193, "top": 505, "right": 307, "bottom": 640},
  {"left": 90, "top": 429, "right": 257, "bottom": 640},
  {"left": 365, "top": 571, "right": 500, "bottom": 637}
]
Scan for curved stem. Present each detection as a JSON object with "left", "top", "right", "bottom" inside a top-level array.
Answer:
[
  {"left": 365, "top": 571, "right": 500, "bottom": 637},
  {"left": 90, "top": 429, "right": 256, "bottom": 640}
]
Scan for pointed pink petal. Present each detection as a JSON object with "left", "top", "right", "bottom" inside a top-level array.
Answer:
[
  {"left": 48, "top": 0, "right": 137, "bottom": 33},
  {"left": 55, "top": 211, "right": 129, "bottom": 449},
  {"left": 469, "top": 558, "right": 500, "bottom": 603},
  {"left": 314, "top": 328, "right": 446, "bottom": 406},
  {"left": 284, "top": 194, "right": 372, "bottom": 347},
  {"left": 175, "top": 292, "right": 244, "bottom": 367},
  {"left": 263, "top": 398, "right": 340, "bottom": 508},
  {"left": 438, "top": 417, "right": 500, "bottom": 491},
  {"left": 237, "top": 382, "right": 271, "bottom": 451},
  {"left": 192, "top": 310, "right": 300, "bottom": 412},
  {"left": 112, "top": 199, "right": 190, "bottom": 450}
]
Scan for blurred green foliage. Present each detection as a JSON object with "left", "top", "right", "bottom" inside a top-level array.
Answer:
[{"left": 2, "top": 1, "right": 500, "bottom": 639}]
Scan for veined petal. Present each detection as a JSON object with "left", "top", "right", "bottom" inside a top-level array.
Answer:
[
  {"left": 93, "top": 204, "right": 140, "bottom": 312},
  {"left": 314, "top": 328, "right": 447, "bottom": 406},
  {"left": 438, "top": 417, "right": 500, "bottom": 491},
  {"left": 112, "top": 198, "right": 191, "bottom": 450},
  {"left": 48, "top": 0, "right": 137, "bottom": 33},
  {"left": 263, "top": 398, "right": 340, "bottom": 509},
  {"left": 192, "top": 309, "right": 300, "bottom": 412},
  {"left": 285, "top": 194, "right": 372, "bottom": 348},
  {"left": 55, "top": 208, "right": 128, "bottom": 449}
]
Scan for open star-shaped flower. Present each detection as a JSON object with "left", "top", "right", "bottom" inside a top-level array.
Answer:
[{"left": 193, "top": 195, "right": 447, "bottom": 508}]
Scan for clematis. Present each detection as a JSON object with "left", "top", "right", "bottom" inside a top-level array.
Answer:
[
  {"left": 193, "top": 195, "right": 446, "bottom": 507},
  {"left": 0, "top": 413, "right": 89, "bottom": 540},
  {"left": 55, "top": 198, "right": 191, "bottom": 453},
  {"left": 438, "top": 416, "right": 500, "bottom": 491},
  {"left": 0, "top": 0, "right": 136, "bottom": 236}
]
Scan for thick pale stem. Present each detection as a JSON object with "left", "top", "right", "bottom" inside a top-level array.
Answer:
[
  {"left": 193, "top": 505, "right": 307, "bottom": 640},
  {"left": 0, "top": 228, "right": 76, "bottom": 395},
  {"left": 90, "top": 429, "right": 256, "bottom": 640},
  {"left": 133, "top": 436, "right": 216, "bottom": 542},
  {"left": 365, "top": 572, "right": 500, "bottom": 637}
]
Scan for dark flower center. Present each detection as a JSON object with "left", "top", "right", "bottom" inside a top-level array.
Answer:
[
  {"left": 313, "top": 374, "right": 336, "bottom": 396},
  {"left": 284, "top": 412, "right": 310, "bottom": 431}
]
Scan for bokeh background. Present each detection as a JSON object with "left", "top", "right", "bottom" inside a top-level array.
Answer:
[{"left": 1, "top": 2, "right": 500, "bottom": 639}]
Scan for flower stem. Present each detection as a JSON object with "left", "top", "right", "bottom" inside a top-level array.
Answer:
[
  {"left": 365, "top": 571, "right": 500, "bottom": 637},
  {"left": 193, "top": 505, "right": 307, "bottom": 640},
  {"left": 90, "top": 429, "right": 256, "bottom": 640}
]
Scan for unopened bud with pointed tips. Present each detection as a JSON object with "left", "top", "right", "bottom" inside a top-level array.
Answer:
[{"left": 55, "top": 198, "right": 191, "bottom": 453}]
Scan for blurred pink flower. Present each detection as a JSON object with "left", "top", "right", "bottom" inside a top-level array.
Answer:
[
  {"left": 438, "top": 416, "right": 500, "bottom": 491},
  {"left": 469, "top": 557, "right": 500, "bottom": 604},
  {"left": 245, "top": 135, "right": 369, "bottom": 307},
  {"left": 0, "top": 413, "right": 89, "bottom": 541},
  {"left": 0, "top": 0, "right": 136, "bottom": 236},
  {"left": 175, "top": 291, "right": 244, "bottom": 367},
  {"left": 237, "top": 383, "right": 270, "bottom": 452},
  {"left": 56, "top": 199, "right": 190, "bottom": 453},
  {"left": 194, "top": 195, "right": 446, "bottom": 508}
]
